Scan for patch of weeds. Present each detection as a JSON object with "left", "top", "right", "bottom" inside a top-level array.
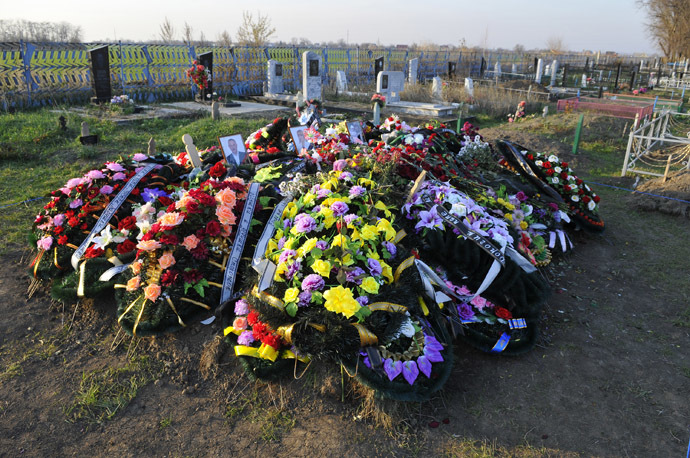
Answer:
[
  {"left": 672, "top": 306, "right": 690, "bottom": 328},
  {"left": 159, "top": 417, "right": 172, "bottom": 429},
  {"left": 64, "top": 355, "right": 163, "bottom": 424},
  {"left": 0, "top": 330, "right": 63, "bottom": 381},
  {"left": 224, "top": 384, "right": 295, "bottom": 442},
  {"left": 441, "top": 438, "right": 580, "bottom": 457},
  {"left": 258, "top": 407, "right": 296, "bottom": 442},
  {"left": 681, "top": 367, "right": 690, "bottom": 378},
  {"left": 1, "top": 362, "right": 23, "bottom": 381}
]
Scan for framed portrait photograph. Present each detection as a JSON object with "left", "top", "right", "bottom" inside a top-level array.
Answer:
[
  {"left": 346, "top": 121, "right": 365, "bottom": 144},
  {"left": 289, "top": 126, "right": 309, "bottom": 152},
  {"left": 218, "top": 134, "right": 246, "bottom": 166}
]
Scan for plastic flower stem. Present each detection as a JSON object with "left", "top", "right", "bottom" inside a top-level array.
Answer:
[{"left": 340, "top": 364, "right": 345, "bottom": 403}]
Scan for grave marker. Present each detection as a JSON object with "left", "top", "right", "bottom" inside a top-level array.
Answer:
[
  {"left": 581, "top": 74, "right": 588, "bottom": 88},
  {"left": 376, "top": 71, "right": 404, "bottom": 103},
  {"left": 464, "top": 77, "right": 474, "bottom": 97},
  {"left": 89, "top": 46, "right": 111, "bottom": 104},
  {"left": 336, "top": 70, "right": 348, "bottom": 93},
  {"left": 147, "top": 137, "right": 156, "bottom": 155},
  {"left": 561, "top": 64, "right": 568, "bottom": 87},
  {"left": 480, "top": 57, "right": 486, "bottom": 77},
  {"left": 197, "top": 51, "right": 213, "bottom": 98},
  {"left": 266, "top": 60, "right": 284, "bottom": 94},
  {"left": 448, "top": 62, "right": 457, "bottom": 79},
  {"left": 182, "top": 134, "right": 202, "bottom": 168},
  {"left": 550, "top": 60, "right": 559, "bottom": 86},
  {"left": 535, "top": 58, "right": 544, "bottom": 83},
  {"left": 408, "top": 58, "right": 419, "bottom": 84},
  {"left": 494, "top": 62, "right": 502, "bottom": 78},
  {"left": 512, "top": 63, "right": 517, "bottom": 74},
  {"left": 432, "top": 76, "right": 443, "bottom": 101},
  {"left": 302, "top": 51, "right": 322, "bottom": 100},
  {"left": 212, "top": 101, "right": 220, "bottom": 120},
  {"left": 374, "top": 56, "right": 384, "bottom": 79}
]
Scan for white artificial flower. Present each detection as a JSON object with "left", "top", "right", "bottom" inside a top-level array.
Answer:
[
  {"left": 571, "top": 195, "right": 580, "bottom": 202},
  {"left": 548, "top": 155, "right": 559, "bottom": 163},
  {"left": 535, "top": 160, "right": 543, "bottom": 166},
  {"left": 414, "top": 133, "right": 424, "bottom": 144},
  {"left": 588, "top": 200, "right": 596, "bottom": 211},
  {"left": 399, "top": 318, "right": 416, "bottom": 338},
  {"left": 554, "top": 166, "right": 562, "bottom": 173},
  {"left": 450, "top": 202, "right": 467, "bottom": 217},
  {"left": 551, "top": 177, "right": 559, "bottom": 184}
]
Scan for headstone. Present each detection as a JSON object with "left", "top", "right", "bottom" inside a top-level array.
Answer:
[
  {"left": 545, "top": 64, "right": 551, "bottom": 77},
  {"left": 581, "top": 74, "right": 588, "bottom": 88},
  {"left": 511, "top": 63, "right": 517, "bottom": 75},
  {"left": 147, "top": 137, "right": 156, "bottom": 155},
  {"left": 480, "top": 57, "right": 486, "bottom": 77},
  {"left": 374, "top": 57, "right": 384, "bottom": 79},
  {"left": 640, "top": 60, "right": 645, "bottom": 71},
  {"left": 376, "top": 71, "right": 404, "bottom": 103},
  {"left": 266, "top": 60, "right": 284, "bottom": 94},
  {"left": 302, "top": 51, "right": 322, "bottom": 100},
  {"left": 614, "top": 63, "right": 622, "bottom": 92},
  {"left": 448, "top": 62, "right": 457, "bottom": 79},
  {"left": 89, "top": 46, "right": 111, "bottom": 104},
  {"left": 542, "top": 106, "right": 549, "bottom": 118},
  {"left": 630, "top": 71, "right": 637, "bottom": 90},
  {"left": 212, "top": 101, "right": 220, "bottom": 120},
  {"left": 336, "top": 70, "right": 348, "bottom": 93},
  {"left": 464, "top": 77, "right": 474, "bottom": 97},
  {"left": 550, "top": 60, "right": 559, "bottom": 86},
  {"left": 535, "top": 58, "right": 544, "bottom": 83},
  {"left": 79, "top": 121, "right": 97, "bottom": 145},
  {"left": 494, "top": 62, "right": 502, "bottom": 78},
  {"left": 408, "top": 58, "right": 419, "bottom": 84},
  {"left": 81, "top": 122, "right": 89, "bottom": 137},
  {"left": 182, "top": 134, "right": 202, "bottom": 168},
  {"left": 432, "top": 76, "right": 443, "bottom": 101},
  {"left": 197, "top": 51, "right": 213, "bottom": 97}
]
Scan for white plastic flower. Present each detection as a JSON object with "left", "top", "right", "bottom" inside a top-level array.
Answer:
[
  {"left": 535, "top": 160, "right": 543, "bottom": 166},
  {"left": 551, "top": 177, "right": 559, "bottom": 184},
  {"left": 588, "top": 200, "right": 596, "bottom": 211},
  {"left": 571, "top": 195, "right": 580, "bottom": 202},
  {"left": 450, "top": 202, "right": 467, "bottom": 217},
  {"left": 548, "top": 155, "right": 559, "bottom": 163},
  {"left": 554, "top": 166, "right": 562, "bottom": 173}
]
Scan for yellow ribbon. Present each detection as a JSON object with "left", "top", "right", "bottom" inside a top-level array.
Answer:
[
  {"left": 277, "top": 323, "right": 296, "bottom": 344},
  {"left": 166, "top": 297, "right": 185, "bottom": 327},
  {"left": 393, "top": 229, "right": 407, "bottom": 244},
  {"left": 224, "top": 326, "right": 241, "bottom": 336},
  {"left": 179, "top": 297, "right": 211, "bottom": 310},
  {"left": 32, "top": 249, "right": 45, "bottom": 278},
  {"left": 108, "top": 256, "right": 123, "bottom": 266},
  {"left": 393, "top": 255, "right": 416, "bottom": 283},
  {"left": 368, "top": 302, "right": 408, "bottom": 314},
  {"left": 417, "top": 296, "right": 430, "bottom": 316},
  {"left": 132, "top": 296, "right": 148, "bottom": 336},
  {"left": 352, "top": 323, "right": 378, "bottom": 346},
  {"left": 251, "top": 285, "right": 285, "bottom": 312},
  {"left": 54, "top": 248, "right": 65, "bottom": 270},
  {"left": 77, "top": 260, "right": 87, "bottom": 297},
  {"left": 233, "top": 345, "right": 310, "bottom": 363},
  {"left": 118, "top": 295, "right": 142, "bottom": 323}
]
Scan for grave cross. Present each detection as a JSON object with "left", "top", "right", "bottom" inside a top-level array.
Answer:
[{"left": 182, "top": 134, "right": 202, "bottom": 168}]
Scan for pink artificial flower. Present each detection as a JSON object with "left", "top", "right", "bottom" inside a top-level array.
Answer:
[
  {"left": 158, "top": 251, "right": 176, "bottom": 270},
  {"left": 69, "top": 199, "right": 83, "bottom": 209},
  {"left": 112, "top": 172, "right": 127, "bottom": 181},
  {"left": 37, "top": 235, "right": 53, "bottom": 250},
  {"left": 85, "top": 170, "right": 105, "bottom": 180},
  {"left": 181, "top": 234, "right": 200, "bottom": 251},
  {"left": 100, "top": 185, "right": 114, "bottom": 195},
  {"left": 132, "top": 153, "right": 148, "bottom": 162},
  {"left": 106, "top": 162, "right": 126, "bottom": 172}
]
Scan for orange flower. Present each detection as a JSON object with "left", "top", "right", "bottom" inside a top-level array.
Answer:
[
  {"left": 181, "top": 234, "right": 200, "bottom": 251},
  {"left": 215, "top": 188, "right": 237, "bottom": 208},
  {"left": 126, "top": 275, "right": 141, "bottom": 291},
  {"left": 137, "top": 239, "right": 162, "bottom": 251},
  {"left": 144, "top": 283, "right": 161, "bottom": 302},
  {"left": 158, "top": 251, "right": 176, "bottom": 270},
  {"left": 130, "top": 260, "right": 143, "bottom": 275},
  {"left": 220, "top": 224, "right": 232, "bottom": 238},
  {"left": 159, "top": 212, "right": 185, "bottom": 227},
  {"left": 216, "top": 205, "right": 237, "bottom": 226}
]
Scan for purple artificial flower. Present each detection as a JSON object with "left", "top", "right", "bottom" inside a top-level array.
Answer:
[
  {"left": 298, "top": 291, "right": 312, "bottom": 306},
  {"left": 301, "top": 274, "right": 325, "bottom": 292},
  {"left": 330, "top": 201, "right": 349, "bottom": 217},
  {"left": 315, "top": 240, "right": 328, "bottom": 250},
  {"left": 237, "top": 331, "right": 255, "bottom": 346},
  {"left": 414, "top": 205, "right": 443, "bottom": 232},
  {"left": 382, "top": 241, "right": 397, "bottom": 258},
  {"left": 69, "top": 198, "right": 83, "bottom": 209},
  {"left": 85, "top": 170, "right": 105, "bottom": 180},
  {"left": 417, "top": 355, "right": 432, "bottom": 378},
  {"left": 344, "top": 214, "right": 358, "bottom": 225},
  {"left": 234, "top": 299, "right": 250, "bottom": 315},
  {"left": 384, "top": 358, "right": 403, "bottom": 381},
  {"left": 457, "top": 302, "right": 475, "bottom": 320},
  {"left": 339, "top": 171, "right": 353, "bottom": 181},
  {"left": 348, "top": 185, "right": 366, "bottom": 199},
  {"left": 283, "top": 219, "right": 292, "bottom": 230},
  {"left": 106, "top": 162, "right": 126, "bottom": 172},
  {"left": 356, "top": 296, "right": 369, "bottom": 306},
  {"left": 367, "top": 258, "right": 382, "bottom": 277},
  {"left": 142, "top": 187, "right": 168, "bottom": 203},
  {"left": 402, "top": 360, "right": 419, "bottom": 385},
  {"left": 424, "top": 335, "right": 444, "bottom": 352},
  {"left": 332, "top": 159, "right": 347, "bottom": 171},
  {"left": 100, "top": 185, "right": 113, "bottom": 195},
  {"left": 285, "top": 259, "right": 301, "bottom": 281},
  {"left": 53, "top": 214, "right": 66, "bottom": 226},
  {"left": 346, "top": 266, "right": 365, "bottom": 284},
  {"left": 112, "top": 172, "right": 127, "bottom": 181},
  {"left": 132, "top": 153, "right": 148, "bottom": 162},
  {"left": 516, "top": 191, "right": 528, "bottom": 202},
  {"left": 293, "top": 214, "right": 317, "bottom": 233},
  {"left": 316, "top": 188, "right": 331, "bottom": 199},
  {"left": 424, "top": 347, "right": 444, "bottom": 363},
  {"left": 278, "top": 249, "right": 296, "bottom": 264},
  {"left": 277, "top": 237, "right": 286, "bottom": 250}
]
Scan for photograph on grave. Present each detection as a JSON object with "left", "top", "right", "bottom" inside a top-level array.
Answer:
[
  {"left": 346, "top": 121, "right": 365, "bottom": 144},
  {"left": 289, "top": 126, "right": 309, "bottom": 152},
  {"left": 309, "top": 60, "right": 319, "bottom": 77},
  {"left": 218, "top": 134, "right": 246, "bottom": 166},
  {"left": 89, "top": 46, "right": 111, "bottom": 103},
  {"left": 382, "top": 75, "right": 389, "bottom": 89}
]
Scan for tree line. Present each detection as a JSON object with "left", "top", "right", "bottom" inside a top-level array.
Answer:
[
  {"left": 0, "top": 19, "right": 82, "bottom": 42},
  {"left": 639, "top": 0, "right": 690, "bottom": 60}
]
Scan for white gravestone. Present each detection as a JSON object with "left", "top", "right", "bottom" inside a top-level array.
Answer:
[
  {"left": 494, "top": 62, "right": 502, "bottom": 77},
  {"left": 512, "top": 63, "right": 517, "bottom": 74},
  {"left": 408, "top": 58, "right": 419, "bottom": 85},
  {"left": 302, "top": 51, "right": 322, "bottom": 100},
  {"left": 267, "top": 60, "right": 284, "bottom": 94},
  {"left": 550, "top": 60, "right": 559, "bottom": 86},
  {"left": 535, "top": 58, "right": 544, "bottom": 83},
  {"left": 581, "top": 74, "right": 588, "bottom": 88},
  {"left": 377, "top": 71, "right": 405, "bottom": 103},
  {"left": 432, "top": 76, "right": 443, "bottom": 101},
  {"left": 336, "top": 70, "right": 348, "bottom": 93},
  {"left": 464, "top": 77, "right": 474, "bottom": 98}
]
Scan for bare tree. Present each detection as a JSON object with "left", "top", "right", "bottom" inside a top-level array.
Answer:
[
  {"left": 638, "top": 0, "right": 690, "bottom": 59},
  {"left": 546, "top": 36, "right": 566, "bottom": 54},
  {"left": 182, "top": 22, "right": 194, "bottom": 46},
  {"left": 217, "top": 30, "right": 232, "bottom": 48},
  {"left": 513, "top": 43, "right": 525, "bottom": 54},
  {"left": 0, "top": 19, "right": 82, "bottom": 42},
  {"left": 236, "top": 11, "right": 276, "bottom": 46},
  {"left": 198, "top": 31, "right": 208, "bottom": 47},
  {"left": 159, "top": 17, "right": 175, "bottom": 43}
]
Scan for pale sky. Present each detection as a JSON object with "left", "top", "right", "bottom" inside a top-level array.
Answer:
[{"left": 3, "top": 0, "right": 656, "bottom": 54}]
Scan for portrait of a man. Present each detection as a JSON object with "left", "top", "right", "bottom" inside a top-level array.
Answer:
[{"left": 218, "top": 134, "right": 246, "bottom": 166}]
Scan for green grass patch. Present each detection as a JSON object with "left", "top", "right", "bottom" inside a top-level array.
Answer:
[
  {"left": 64, "top": 355, "right": 163, "bottom": 424},
  {"left": 224, "top": 384, "right": 296, "bottom": 442},
  {"left": 441, "top": 438, "right": 580, "bottom": 457},
  {"left": 0, "top": 330, "right": 63, "bottom": 381}
]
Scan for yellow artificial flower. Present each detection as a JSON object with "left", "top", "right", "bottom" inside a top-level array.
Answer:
[
  {"left": 311, "top": 259, "right": 332, "bottom": 277},
  {"left": 274, "top": 262, "right": 288, "bottom": 282},
  {"left": 300, "top": 237, "right": 318, "bottom": 255},
  {"left": 284, "top": 201, "right": 298, "bottom": 219},
  {"left": 520, "top": 220, "right": 528, "bottom": 230},
  {"left": 504, "top": 213, "right": 513, "bottom": 221},
  {"left": 267, "top": 239, "right": 279, "bottom": 261},
  {"left": 358, "top": 177, "right": 375, "bottom": 188},
  {"left": 376, "top": 219, "right": 396, "bottom": 241},
  {"left": 283, "top": 237, "right": 298, "bottom": 250},
  {"left": 366, "top": 250, "right": 380, "bottom": 260},
  {"left": 302, "top": 192, "right": 316, "bottom": 206},
  {"left": 360, "top": 277, "right": 380, "bottom": 295},
  {"left": 322, "top": 196, "right": 351, "bottom": 207},
  {"left": 380, "top": 260, "right": 394, "bottom": 284},
  {"left": 319, "top": 206, "right": 336, "bottom": 229},
  {"left": 336, "top": 253, "right": 354, "bottom": 266},
  {"left": 374, "top": 200, "right": 392, "bottom": 217},
  {"left": 323, "top": 285, "right": 360, "bottom": 318},
  {"left": 283, "top": 287, "right": 300, "bottom": 303},
  {"left": 360, "top": 224, "right": 378, "bottom": 241},
  {"left": 331, "top": 234, "right": 348, "bottom": 248}
]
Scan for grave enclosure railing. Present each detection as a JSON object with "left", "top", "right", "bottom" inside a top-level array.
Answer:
[{"left": 0, "top": 40, "right": 642, "bottom": 109}]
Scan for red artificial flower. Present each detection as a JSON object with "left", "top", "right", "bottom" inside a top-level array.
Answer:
[
  {"left": 576, "top": 178, "right": 583, "bottom": 185},
  {"left": 161, "top": 269, "right": 179, "bottom": 286},
  {"left": 563, "top": 185, "right": 572, "bottom": 192},
  {"left": 80, "top": 223, "right": 88, "bottom": 230},
  {"left": 560, "top": 172, "right": 568, "bottom": 179},
  {"left": 58, "top": 235, "right": 68, "bottom": 245},
  {"left": 186, "top": 199, "right": 201, "bottom": 214},
  {"left": 53, "top": 226, "right": 64, "bottom": 235},
  {"left": 159, "top": 195, "right": 173, "bottom": 206},
  {"left": 578, "top": 189, "right": 584, "bottom": 195},
  {"left": 159, "top": 234, "right": 179, "bottom": 245},
  {"left": 85, "top": 246, "right": 104, "bottom": 259},
  {"left": 183, "top": 269, "right": 203, "bottom": 284},
  {"left": 209, "top": 162, "right": 227, "bottom": 178},
  {"left": 545, "top": 169, "right": 555, "bottom": 176},
  {"left": 495, "top": 307, "right": 513, "bottom": 320},
  {"left": 593, "top": 195, "right": 600, "bottom": 203},
  {"left": 267, "top": 147, "right": 280, "bottom": 154},
  {"left": 116, "top": 239, "right": 136, "bottom": 254},
  {"left": 205, "top": 220, "right": 221, "bottom": 237},
  {"left": 131, "top": 188, "right": 140, "bottom": 196},
  {"left": 167, "top": 203, "right": 176, "bottom": 213},
  {"left": 247, "top": 311, "right": 259, "bottom": 326},
  {"left": 191, "top": 242, "right": 209, "bottom": 260},
  {"left": 527, "top": 154, "right": 534, "bottom": 161},
  {"left": 87, "top": 188, "right": 99, "bottom": 199},
  {"left": 561, "top": 162, "right": 568, "bottom": 168},
  {"left": 68, "top": 217, "right": 79, "bottom": 227},
  {"left": 118, "top": 216, "right": 137, "bottom": 231},
  {"left": 582, "top": 195, "right": 591, "bottom": 203}
]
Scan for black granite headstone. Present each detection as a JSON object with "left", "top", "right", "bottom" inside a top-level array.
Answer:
[
  {"left": 448, "top": 62, "right": 456, "bottom": 78},
  {"left": 374, "top": 57, "right": 384, "bottom": 79},
  {"left": 197, "top": 51, "right": 213, "bottom": 96},
  {"left": 480, "top": 57, "right": 486, "bottom": 77},
  {"left": 89, "top": 46, "right": 111, "bottom": 104}
]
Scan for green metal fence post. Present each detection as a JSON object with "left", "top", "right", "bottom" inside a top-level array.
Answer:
[{"left": 573, "top": 113, "right": 584, "bottom": 154}]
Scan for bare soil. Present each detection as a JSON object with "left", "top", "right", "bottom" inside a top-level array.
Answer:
[{"left": 1, "top": 121, "right": 689, "bottom": 457}]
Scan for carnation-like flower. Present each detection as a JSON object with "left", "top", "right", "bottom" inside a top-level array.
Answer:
[
  {"left": 234, "top": 299, "right": 250, "bottom": 315},
  {"left": 292, "top": 214, "right": 317, "bottom": 234},
  {"left": 37, "top": 235, "right": 53, "bottom": 251},
  {"left": 237, "top": 330, "right": 255, "bottom": 346},
  {"left": 330, "top": 200, "right": 349, "bottom": 217},
  {"left": 301, "top": 273, "right": 325, "bottom": 292},
  {"left": 360, "top": 277, "right": 380, "bottom": 294},
  {"left": 323, "top": 285, "right": 360, "bottom": 318}
]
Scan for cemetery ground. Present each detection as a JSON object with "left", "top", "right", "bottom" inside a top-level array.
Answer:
[{"left": 0, "top": 105, "right": 689, "bottom": 457}]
